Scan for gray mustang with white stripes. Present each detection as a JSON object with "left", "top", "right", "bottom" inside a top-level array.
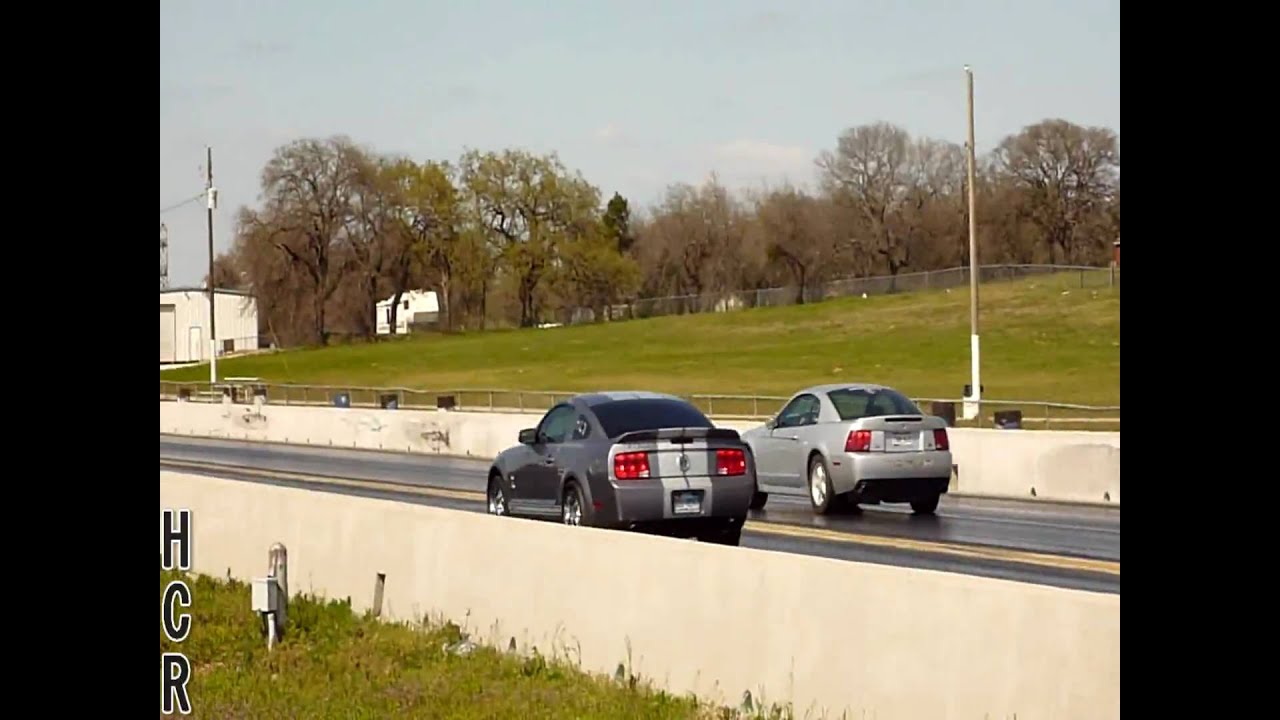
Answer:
[{"left": 485, "top": 391, "right": 757, "bottom": 545}]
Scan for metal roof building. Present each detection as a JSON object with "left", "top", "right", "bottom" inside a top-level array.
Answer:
[{"left": 160, "top": 287, "right": 259, "bottom": 364}]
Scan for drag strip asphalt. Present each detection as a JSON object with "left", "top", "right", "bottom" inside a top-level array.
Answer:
[{"left": 160, "top": 434, "right": 1120, "bottom": 594}]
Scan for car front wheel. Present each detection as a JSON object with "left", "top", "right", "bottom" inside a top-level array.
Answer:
[{"left": 487, "top": 475, "right": 508, "bottom": 516}]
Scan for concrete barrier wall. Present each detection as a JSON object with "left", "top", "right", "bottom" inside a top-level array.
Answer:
[
  {"left": 160, "top": 401, "right": 1120, "bottom": 506},
  {"left": 160, "top": 470, "right": 1120, "bottom": 719},
  {"left": 160, "top": 399, "right": 528, "bottom": 459}
]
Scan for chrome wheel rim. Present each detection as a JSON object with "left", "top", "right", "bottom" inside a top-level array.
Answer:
[
  {"left": 488, "top": 483, "right": 506, "bottom": 515},
  {"left": 810, "top": 462, "right": 827, "bottom": 506},
  {"left": 563, "top": 491, "right": 582, "bottom": 526}
]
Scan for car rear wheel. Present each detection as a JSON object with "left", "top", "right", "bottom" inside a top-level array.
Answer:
[
  {"left": 911, "top": 493, "right": 940, "bottom": 515},
  {"left": 561, "top": 482, "right": 586, "bottom": 526},
  {"left": 808, "top": 454, "right": 837, "bottom": 515},
  {"left": 699, "top": 518, "right": 744, "bottom": 546},
  {"left": 487, "top": 474, "right": 508, "bottom": 516},
  {"left": 749, "top": 491, "right": 768, "bottom": 511}
]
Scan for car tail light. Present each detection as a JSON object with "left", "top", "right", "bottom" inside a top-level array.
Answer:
[
  {"left": 845, "top": 430, "right": 872, "bottom": 452},
  {"left": 933, "top": 428, "right": 949, "bottom": 451},
  {"left": 715, "top": 448, "right": 746, "bottom": 476},
  {"left": 614, "top": 451, "right": 650, "bottom": 480}
]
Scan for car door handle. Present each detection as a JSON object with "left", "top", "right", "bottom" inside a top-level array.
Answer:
[{"left": 543, "top": 458, "right": 555, "bottom": 465}]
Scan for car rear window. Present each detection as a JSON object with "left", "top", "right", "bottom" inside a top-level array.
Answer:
[
  {"left": 827, "top": 388, "right": 921, "bottom": 420},
  {"left": 591, "top": 399, "right": 714, "bottom": 439}
]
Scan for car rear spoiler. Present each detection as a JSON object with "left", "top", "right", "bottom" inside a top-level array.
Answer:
[{"left": 614, "top": 427, "right": 742, "bottom": 444}]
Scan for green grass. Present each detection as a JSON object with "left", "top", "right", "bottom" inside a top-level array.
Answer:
[
  {"left": 162, "top": 273, "right": 1119, "bottom": 408},
  {"left": 160, "top": 569, "right": 794, "bottom": 719}
]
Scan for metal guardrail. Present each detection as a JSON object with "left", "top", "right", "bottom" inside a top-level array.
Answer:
[{"left": 159, "top": 381, "right": 1119, "bottom": 429}]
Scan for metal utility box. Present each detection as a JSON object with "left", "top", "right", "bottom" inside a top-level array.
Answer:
[{"left": 252, "top": 577, "right": 281, "bottom": 613}]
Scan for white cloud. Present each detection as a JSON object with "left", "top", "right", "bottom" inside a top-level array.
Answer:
[
  {"left": 714, "top": 139, "right": 809, "bottom": 166},
  {"left": 593, "top": 123, "right": 622, "bottom": 142},
  {"left": 710, "top": 140, "right": 815, "bottom": 188}
]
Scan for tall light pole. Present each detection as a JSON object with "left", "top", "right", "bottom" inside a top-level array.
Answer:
[
  {"left": 206, "top": 146, "right": 218, "bottom": 385},
  {"left": 963, "top": 65, "right": 982, "bottom": 421}
]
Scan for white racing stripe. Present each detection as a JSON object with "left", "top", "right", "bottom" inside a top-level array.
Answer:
[{"left": 653, "top": 446, "right": 717, "bottom": 519}]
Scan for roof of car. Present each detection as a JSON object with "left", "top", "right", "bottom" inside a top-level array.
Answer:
[
  {"left": 800, "top": 382, "right": 899, "bottom": 395},
  {"left": 572, "top": 391, "right": 689, "bottom": 407}
]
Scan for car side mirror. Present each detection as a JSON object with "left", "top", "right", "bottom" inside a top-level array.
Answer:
[
  {"left": 518, "top": 428, "right": 537, "bottom": 444},
  {"left": 765, "top": 416, "right": 778, "bottom": 430}
]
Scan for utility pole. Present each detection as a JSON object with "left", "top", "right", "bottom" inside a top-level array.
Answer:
[
  {"left": 963, "top": 66, "right": 981, "bottom": 421},
  {"left": 206, "top": 146, "right": 218, "bottom": 385}
]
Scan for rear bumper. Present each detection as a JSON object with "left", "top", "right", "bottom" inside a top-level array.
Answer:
[
  {"left": 625, "top": 516, "right": 746, "bottom": 538},
  {"left": 831, "top": 450, "right": 952, "bottom": 496},
  {"left": 849, "top": 476, "right": 950, "bottom": 503},
  {"left": 600, "top": 476, "right": 755, "bottom": 526}
]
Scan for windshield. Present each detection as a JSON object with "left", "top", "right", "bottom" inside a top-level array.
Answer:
[
  {"left": 827, "top": 387, "right": 921, "bottom": 420},
  {"left": 591, "top": 399, "right": 714, "bottom": 438}
]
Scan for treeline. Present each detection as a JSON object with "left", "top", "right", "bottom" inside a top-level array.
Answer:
[{"left": 211, "top": 117, "right": 1119, "bottom": 346}]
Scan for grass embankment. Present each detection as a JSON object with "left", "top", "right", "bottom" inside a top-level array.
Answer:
[
  {"left": 162, "top": 273, "right": 1119, "bottom": 408},
  {"left": 160, "top": 569, "right": 790, "bottom": 719}
]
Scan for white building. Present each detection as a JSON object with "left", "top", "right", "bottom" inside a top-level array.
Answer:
[
  {"left": 376, "top": 290, "right": 439, "bottom": 335},
  {"left": 160, "top": 288, "right": 260, "bottom": 364}
]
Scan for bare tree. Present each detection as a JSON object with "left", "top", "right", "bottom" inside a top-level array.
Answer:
[
  {"left": 345, "top": 149, "right": 402, "bottom": 337},
  {"left": 753, "top": 184, "right": 837, "bottom": 303},
  {"left": 632, "top": 175, "right": 758, "bottom": 312},
  {"left": 205, "top": 253, "right": 244, "bottom": 290},
  {"left": 255, "top": 136, "right": 365, "bottom": 344},
  {"left": 817, "top": 122, "right": 916, "bottom": 279},
  {"left": 992, "top": 119, "right": 1120, "bottom": 264}
]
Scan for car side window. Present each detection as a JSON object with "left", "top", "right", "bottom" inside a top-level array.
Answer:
[
  {"left": 572, "top": 415, "right": 592, "bottom": 441},
  {"left": 538, "top": 405, "right": 577, "bottom": 444},
  {"left": 776, "top": 394, "right": 819, "bottom": 428}
]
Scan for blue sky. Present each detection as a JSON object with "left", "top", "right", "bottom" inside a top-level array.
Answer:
[{"left": 159, "top": 0, "right": 1119, "bottom": 287}]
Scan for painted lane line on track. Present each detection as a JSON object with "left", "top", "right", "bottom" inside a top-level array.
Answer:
[
  {"left": 160, "top": 459, "right": 482, "bottom": 502},
  {"left": 159, "top": 458, "right": 1119, "bottom": 577},
  {"left": 756, "top": 522, "right": 1118, "bottom": 575}
]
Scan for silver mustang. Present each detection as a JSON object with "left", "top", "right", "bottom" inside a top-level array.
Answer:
[
  {"left": 486, "top": 391, "right": 757, "bottom": 545},
  {"left": 740, "top": 383, "right": 953, "bottom": 515}
]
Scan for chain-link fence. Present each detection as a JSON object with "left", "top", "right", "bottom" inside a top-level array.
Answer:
[{"left": 559, "top": 263, "right": 1118, "bottom": 324}]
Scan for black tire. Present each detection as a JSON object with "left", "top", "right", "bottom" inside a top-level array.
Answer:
[
  {"left": 486, "top": 474, "right": 508, "bottom": 516},
  {"left": 561, "top": 481, "right": 590, "bottom": 526},
  {"left": 910, "top": 493, "right": 940, "bottom": 515},
  {"left": 749, "top": 491, "right": 769, "bottom": 511},
  {"left": 807, "top": 453, "right": 837, "bottom": 515},
  {"left": 699, "top": 518, "right": 745, "bottom": 546}
]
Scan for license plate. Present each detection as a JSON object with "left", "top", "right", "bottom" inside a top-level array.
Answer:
[
  {"left": 888, "top": 432, "right": 917, "bottom": 450},
  {"left": 672, "top": 490, "right": 703, "bottom": 515}
]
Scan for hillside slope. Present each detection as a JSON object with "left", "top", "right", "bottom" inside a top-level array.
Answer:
[{"left": 161, "top": 274, "right": 1120, "bottom": 406}]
